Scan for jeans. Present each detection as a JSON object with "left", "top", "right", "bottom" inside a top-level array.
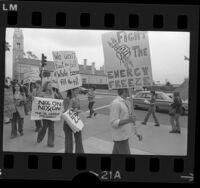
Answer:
[
  {"left": 144, "top": 106, "right": 159, "bottom": 124},
  {"left": 170, "top": 113, "right": 181, "bottom": 131},
  {"left": 35, "top": 120, "right": 42, "bottom": 131},
  {"left": 11, "top": 112, "right": 24, "bottom": 136},
  {"left": 63, "top": 122, "right": 84, "bottom": 153},
  {"left": 88, "top": 101, "right": 95, "bottom": 116},
  {"left": 37, "top": 120, "right": 54, "bottom": 146},
  {"left": 112, "top": 139, "right": 131, "bottom": 154}
]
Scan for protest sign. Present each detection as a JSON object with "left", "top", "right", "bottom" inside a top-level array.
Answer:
[
  {"left": 24, "top": 69, "right": 40, "bottom": 84},
  {"left": 31, "top": 97, "right": 64, "bottom": 121},
  {"left": 42, "top": 71, "right": 59, "bottom": 89},
  {"left": 4, "top": 87, "right": 16, "bottom": 119},
  {"left": 102, "top": 31, "right": 153, "bottom": 89},
  {"left": 52, "top": 51, "right": 82, "bottom": 92},
  {"left": 62, "top": 109, "right": 84, "bottom": 133}
]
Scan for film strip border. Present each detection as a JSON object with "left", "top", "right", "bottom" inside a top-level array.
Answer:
[{"left": 0, "top": 1, "right": 199, "bottom": 183}]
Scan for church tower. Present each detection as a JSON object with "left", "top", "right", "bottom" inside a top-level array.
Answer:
[{"left": 12, "top": 28, "right": 24, "bottom": 80}]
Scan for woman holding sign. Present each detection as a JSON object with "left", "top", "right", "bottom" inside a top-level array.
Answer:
[
  {"left": 63, "top": 88, "right": 84, "bottom": 153},
  {"left": 37, "top": 81, "right": 55, "bottom": 147},
  {"left": 10, "top": 83, "right": 26, "bottom": 138}
]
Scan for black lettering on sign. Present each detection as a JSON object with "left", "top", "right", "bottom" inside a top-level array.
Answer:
[
  {"left": 64, "top": 54, "right": 73, "bottom": 59},
  {"left": 127, "top": 69, "right": 133, "bottom": 77},
  {"left": 68, "top": 109, "right": 80, "bottom": 124},
  {"left": 70, "top": 71, "right": 79, "bottom": 76},
  {"left": 61, "top": 79, "right": 67, "bottom": 86},
  {"left": 128, "top": 78, "right": 134, "bottom": 87},
  {"left": 115, "top": 80, "right": 121, "bottom": 88},
  {"left": 57, "top": 69, "right": 68, "bottom": 77},
  {"left": 134, "top": 68, "right": 141, "bottom": 77},
  {"left": 132, "top": 46, "right": 148, "bottom": 58},
  {"left": 120, "top": 70, "right": 126, "bottom": 78},
  {"left": 121, "top": 79, "right": 128, "bottom": 88},
  {"left": 107, "top": 71, "right": 114, "bottom": 79},
  {"left": 114, "top": 70, "right": 120, "bottom": 79},
  {"left": 116, "top": 31, "right": 143, "bottom": 44},
  {"left": 108, "top": 81, "right": 115, "bottom": 89},
  {"left": 135, "top": 77, "right": 142, "bottom": 86},
  {"left": 54, "top": 53, "right": 62, "bottom": 60},
  {"left": 142, "top": 67, "right": 148, "bottom": 76}
]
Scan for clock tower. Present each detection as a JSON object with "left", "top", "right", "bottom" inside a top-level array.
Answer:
[{"left": 12, "top": 28, "right": 24, "bottom": 80}]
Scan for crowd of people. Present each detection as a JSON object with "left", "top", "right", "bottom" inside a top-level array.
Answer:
[
  {"left": 4, "top": 77, "right": 99, "bottom": 153},
  {"left": 4, "top": 76, "right": 183, "bottom": 154}
]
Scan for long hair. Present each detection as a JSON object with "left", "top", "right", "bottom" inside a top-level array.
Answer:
[
  {"left": 13, "top": 82, "right": 24, "bottom": 95},
  {"left": 30, "top": 82, "right": 36, "bottom": 93},
  {"left": 42, "top": 81, "right": 53, "bottom": 94},
  {"left": 67, "top": 89, "right": 72, "bottom": 99}
]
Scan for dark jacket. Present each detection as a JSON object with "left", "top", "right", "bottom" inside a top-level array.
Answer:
[{"left": 171, "top": 97, "right": 182, "bottom": 114}]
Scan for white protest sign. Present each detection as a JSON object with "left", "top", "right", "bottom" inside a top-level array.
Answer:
[
  {"left": 24, "top": 69, "right": 40, "bottom": 84},
  {"left": 52, "top": 51, "right": 82, "bottom": 92},
  {"left": 62, "top": 109, "right": 84, "bottom": 133},
  {"left": 102, "top": 31, "right": 153, "bottom": 89},
  {"left": 31, "top": 97, "right": 64, "bottom": 121},
  {"left": 42, "top": 71, "right": 59, "bottom": 89}
]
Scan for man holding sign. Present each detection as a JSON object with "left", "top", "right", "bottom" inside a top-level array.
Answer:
[
  {"left": 110, "top": 88, "right": 138, "bottom": 154},
  {"left": 102, "top": 31, "right": 151, "bottom": 154}
]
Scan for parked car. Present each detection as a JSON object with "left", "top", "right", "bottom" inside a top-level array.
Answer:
[
  {"left": 79, "top": 87, "right": 89, "bottom": 94},
  {"left": 132, "top": 91, "right": 188, "bottom": 115}
]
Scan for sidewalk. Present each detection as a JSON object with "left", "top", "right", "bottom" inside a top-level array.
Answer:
[{"left": 3, "top": 114, "right": 187, "bottom": 155}]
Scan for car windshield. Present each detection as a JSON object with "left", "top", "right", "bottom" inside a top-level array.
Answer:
[{"left": 159, "top": 93, "right": 172, "bottom": 101}]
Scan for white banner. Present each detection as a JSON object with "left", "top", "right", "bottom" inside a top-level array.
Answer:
[
  {"left": 31, "top": 97, "right": 64, "bottom": 121},
  {"left": 52, "top": 51, "right": 82, "bottom": 92},
  {"left": 42, "top": 71, "right": 59, "bottom": 89},
  {"left": 62, "top": 109, "right": 84, "bottom": 133},
  {"left": 102, "top": 31, "right": 153, "bottom": 89},
  {"left": 24, "top": 69, "right": 40, "bottom": 84}
]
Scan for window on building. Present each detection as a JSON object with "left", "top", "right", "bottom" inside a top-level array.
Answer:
[
  {"left": 82, "top": 78, "right": 87, "bottom": 84},
  {"left": 16, "top": 42, "right": 20, "bottom": 48},
  {"left": 100, "top": 79, "right": 103, "bottom": 84}
]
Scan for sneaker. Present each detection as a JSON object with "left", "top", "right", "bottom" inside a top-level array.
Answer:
[
  {"left": 175, "top": 130, "right": 181, "bottom": 134},
  {"left": 169, "top": 130, "right": 176, "bottom": 133},
  {"left": 87, "top": 116, "right": 91, "bottom": 118},
  {"left": 141, "top": 122, "right": 146, "bottom": 125},
  {"left": 155, "top": 124, "right": 160, "bottom": 127}
]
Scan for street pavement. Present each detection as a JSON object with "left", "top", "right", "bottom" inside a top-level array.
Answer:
[{"left": 3, "top": 94, "right": 188, "bottom": 155}]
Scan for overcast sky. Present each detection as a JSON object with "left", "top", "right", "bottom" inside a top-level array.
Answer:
[{"left": 5, "top": 28, "right": 190, "bottom": 84}]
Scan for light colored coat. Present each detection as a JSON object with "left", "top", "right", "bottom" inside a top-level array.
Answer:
[{"left": 14, "top": 92, "right": 26, "bottom": 118}]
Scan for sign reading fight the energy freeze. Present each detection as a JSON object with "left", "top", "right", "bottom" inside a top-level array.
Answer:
[
  {"left": 102, "top": 31, "right": 153, "bottom": 89},
  {"left": 52, "top": 51, "right": 82, "bottom": 92},
  {"left": 31, "top": 97, "right": 64, "bottom": 121}
]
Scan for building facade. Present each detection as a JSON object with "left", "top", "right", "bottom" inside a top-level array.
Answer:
[{"left": 12, "top": 29, "right": 108, "bottom": 88}]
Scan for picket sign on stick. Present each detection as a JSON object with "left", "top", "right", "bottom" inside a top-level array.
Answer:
[
  {"left": 52, "top": 51, "right": 82, "bottom": 92},
  {"left": 102, "top": 31, "right": 151, "bottom": 139}
]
